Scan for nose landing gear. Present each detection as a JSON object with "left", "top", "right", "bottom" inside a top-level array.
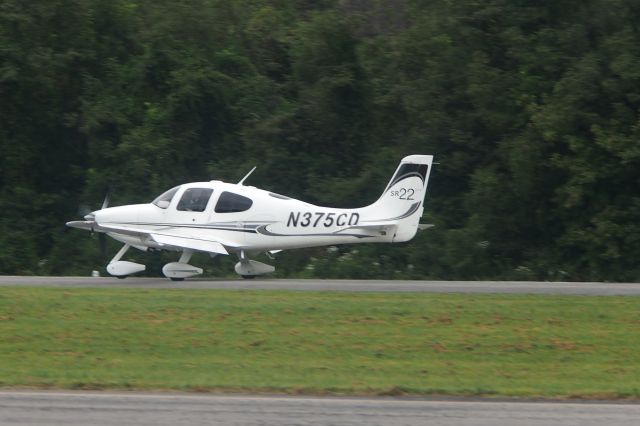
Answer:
[{"left": 106, "top": 244, "right": 146, "bottom": 278}]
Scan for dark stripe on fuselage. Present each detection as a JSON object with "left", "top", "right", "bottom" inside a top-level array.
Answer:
[
  {"left": 255, "top": 225, "right": 373, "bottom": 239},
  {"left": 106, "top": 222, "right": 268, "bottom": 233}
]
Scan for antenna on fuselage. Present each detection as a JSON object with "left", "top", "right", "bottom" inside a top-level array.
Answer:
[{"left": 238, "top": 166, "right": 257, "bottom": 186}]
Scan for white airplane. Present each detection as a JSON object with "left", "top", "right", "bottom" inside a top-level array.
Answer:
[{"left": 67, "top": 155, "right": 434, "bottom": 280}]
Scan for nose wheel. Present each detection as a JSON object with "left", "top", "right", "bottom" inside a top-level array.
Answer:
[{"left": 106, "top": 244, "right": 146, "bottom": 278}]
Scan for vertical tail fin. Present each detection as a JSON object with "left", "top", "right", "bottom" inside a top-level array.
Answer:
[{"left": 361, "top": 155, "right": 434, "bottom": 242}]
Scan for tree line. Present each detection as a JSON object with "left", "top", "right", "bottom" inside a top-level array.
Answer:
[{"left": 1, "top": 0, "right": 639, "bottom": 281}]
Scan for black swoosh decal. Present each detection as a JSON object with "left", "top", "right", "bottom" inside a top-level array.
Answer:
[{"left": 255, "top": 225, "right": 373, "bottom": 239}]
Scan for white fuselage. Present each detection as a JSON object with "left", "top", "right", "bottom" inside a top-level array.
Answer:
[{"left": 97, "top": 181, "right": 395, "bottom": 254}]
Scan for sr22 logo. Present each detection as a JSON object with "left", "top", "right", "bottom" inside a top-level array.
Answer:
[
  {"left": 287, "top": 212, "right": 360, "bottom": 228},
  {"left": 390, "top": 188, "right": 415, "bottom": 200}
]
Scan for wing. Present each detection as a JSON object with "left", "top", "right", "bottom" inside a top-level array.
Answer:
[
  {"left": 66, "top": 221, "right": 233, "bottom": 255},
  {"left": 149, "top": 234, "right": 228, "bottom": 254},
  {"left": 66, "top": 221, "right": 147, "bottom": 238}
]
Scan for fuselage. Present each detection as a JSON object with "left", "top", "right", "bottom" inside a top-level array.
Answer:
[{"left": 95, "top": 180, "right": 394, "bottom": 254}]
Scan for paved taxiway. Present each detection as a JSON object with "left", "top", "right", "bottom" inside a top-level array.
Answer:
[
  {"left": 1, "top": 391, "right": 639, "bottom": 426},
  {"left": 1, "top": 275, "right": 639, "bottom": 295}
]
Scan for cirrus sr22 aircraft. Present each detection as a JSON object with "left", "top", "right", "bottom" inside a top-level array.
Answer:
[{"left": 67, "top": 155, "right": 433, "bottom": 280}]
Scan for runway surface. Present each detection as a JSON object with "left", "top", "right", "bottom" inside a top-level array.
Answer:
[
  {"left": 1, "top": 391, "right": 639, "bottom": 426},
  {"left": 1, "top": 275, "right": 639, "bottom": 295}
]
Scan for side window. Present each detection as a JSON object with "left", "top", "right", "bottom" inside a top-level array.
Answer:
[
  {"left": 215, "top": 191, "right": 253, "bottom": 213},
  {"left": 177, "top": 188, "right": 213, "bottom": 212},
  {"left": 152, "top": 186, "right": 181, "bottom": 209}
]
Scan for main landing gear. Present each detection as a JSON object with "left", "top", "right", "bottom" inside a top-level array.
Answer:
[
  {"left": 234, "top": 250, "right": 275, "bottom": 279},
  {"left": 161, "top": 249, "right": 202, "bottom": 280},
  {"left": 106, "top": 245, "right": 203, "bottom": 280},
  {"left": 105, "top": 246, "right": 275, "bottom": 280}
]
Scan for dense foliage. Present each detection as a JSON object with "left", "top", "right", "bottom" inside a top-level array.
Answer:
[{"left": 1, "top": 0, "right": 639, "bottom": 281}]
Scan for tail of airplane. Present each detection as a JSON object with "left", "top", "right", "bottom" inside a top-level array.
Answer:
[{"left": 358, "top": 155, "right": 434, "bottom": 242}]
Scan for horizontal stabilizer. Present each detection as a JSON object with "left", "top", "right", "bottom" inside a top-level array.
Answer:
[
  {"left": 418, "top": 223, "right": 435, "bottom": 230},
  {"left": 150, "top": 234, "right": 229, "bottom": 255},
  {"left": 337, "top": 221, "right": 398, "bottom": 237},
  {"left": 346, "top": 221, "right": 397, "bottom": 231}
]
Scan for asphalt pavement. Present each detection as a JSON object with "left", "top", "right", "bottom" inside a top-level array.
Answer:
[
  {"left": 1, "top": 276, "right": 639, "bottom": 295},
  {"left": 1, "top": 391, "right": 639, "bottom": 426}
]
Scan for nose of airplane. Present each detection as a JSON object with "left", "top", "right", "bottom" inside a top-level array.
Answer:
[
  {"left": 92, "top": 207, "right": 110, "bottom": 224},
  {"left": 93, "top": 207, "right": 112, "bottom": 224},
  {"left": 92, "top": 204, "right": 146, "bottom": 225}
]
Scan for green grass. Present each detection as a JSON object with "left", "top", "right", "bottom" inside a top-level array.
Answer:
[{"left": 1, "top": 286, "right": 639, "bottom": 398}]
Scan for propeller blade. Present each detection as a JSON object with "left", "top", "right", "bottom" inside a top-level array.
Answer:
[
  {"left": 99, "top": 233, "right": 107, "bottom": 259},
  {"left": 78, "top": 204, "right": 92, "bottom": 217},
  {"left": 101, "top": 193, "right": 110, "bottom": 210}
]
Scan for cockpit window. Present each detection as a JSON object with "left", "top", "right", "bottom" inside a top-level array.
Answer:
[
  {"left": 215, "top": 191, "right": 253, "bottom": 213},
  {"left": 177, "top": 188, "right": 213, "bottom": 212},
  {"left": 152, "top": 185, "right": 181, "bottom": 209}
]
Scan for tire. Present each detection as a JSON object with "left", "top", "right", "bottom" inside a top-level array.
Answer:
[
  {"left": 170, "top": 277, "right": 185, "bottom": 282},
  {"left": 241, "top": 275, "right": 256, "bottom": 279},
  {"left": 116, "top": 275, "right": 127, "bottom": 280}
]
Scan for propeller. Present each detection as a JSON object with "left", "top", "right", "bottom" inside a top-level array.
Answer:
[
  {"left": 101, "top": 193, "right": 110, "bottom": 210},
  {"left": 76, "top": 192, "right": 111, "bottom": 259},
  {"left": 98, "top": 233, "right": 107, "bottom": 259},
  {"left": 97, "top": 192, "right": 110, "bottom": 258},
  {"left": 78, "top": 204, "right": 93, "bottom": 218}
]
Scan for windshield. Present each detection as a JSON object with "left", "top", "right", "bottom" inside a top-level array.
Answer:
[{"left": 152, "top": 185, "right": 181, "bottom": 208}]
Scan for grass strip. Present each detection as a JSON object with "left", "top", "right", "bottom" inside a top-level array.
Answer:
[{"left": 0, "top": 286, "right": 639, "bottom": 398}]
